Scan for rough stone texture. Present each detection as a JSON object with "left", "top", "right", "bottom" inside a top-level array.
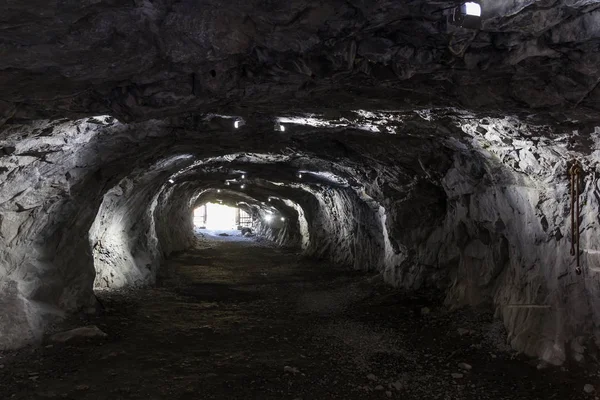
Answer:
[
  {"left": 1, "top": 0, "right": 600, "bottom": 367},
  {"left": 1, "top": 0, "right": 600, "bottom": 123},
  {"left": 444, "top": 116, "right": 600, "bottom": 365},
  {"left": 49, "top": 325, "right": 107, "bottom": 343},
  {"left": 0, "top": 111, "right": 597, "bottom": 367}
]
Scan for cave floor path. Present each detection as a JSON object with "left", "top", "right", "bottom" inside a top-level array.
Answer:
[{"left": 0, "top": 237, "right": 587, "bottom": 400}]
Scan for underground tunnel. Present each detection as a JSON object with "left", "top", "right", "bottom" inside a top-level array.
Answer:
[{"left": 1, "top": 0, "right": 600, "bottom": 398}]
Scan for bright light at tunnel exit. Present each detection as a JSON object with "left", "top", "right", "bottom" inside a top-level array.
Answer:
[{"left": 194, "top": 203, "right": 238, "bottom": 230}]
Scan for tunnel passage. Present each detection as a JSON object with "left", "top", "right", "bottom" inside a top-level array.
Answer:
[
  {"left": 2, "top": 4, "right": 600, "bottom": 398},
  {"left": 0, "top": 111, "right": 599, "bottom": 369},
  {"left": 4, "top": 7, "right": 600, "bottom": 374}
]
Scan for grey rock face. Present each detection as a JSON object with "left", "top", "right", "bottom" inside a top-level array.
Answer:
[
  {"left": 1, "top": 1, "right": 600, "bottom": 123},
  {"left": 0, "top": 0, "right": 600, "bottom": 368},
  {"left": 49, "top": 326, "right": 107, "bottom": 343},
  {"left": 441, "top": 116, "right": 600, "bottom": 365},
  {"left": 0, "top": 110, "right": 597, "bottom": 368}
]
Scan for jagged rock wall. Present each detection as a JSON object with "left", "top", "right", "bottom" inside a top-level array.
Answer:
[
  {"left": 252, "top": 183, "right": 394, "bottom": 271},
  {"left": 90, "top": 163, "right": 175, "bottom": 289},
  {"left": 359, "top": 114, "right": 599, "bottom": 365},
  {"left": 154, "top": 183, "right": 198, "bottom": 258},
  {"left": 254, "top": 207, "right": 301, "bottom": 248},
  {"left": 435, "top": 118, "right": 600, "bottom": 365},
  {"left": 1, "top": 0, "right": 600, "bottom": 366},
  {"left": 301, "top": 187, "right": 386, "bottom": 270},
  {"left": 1, "top": 112, "right": 600, "bottom": 368},
  {"left": 2, "top": 0, "right": 600, "bottom": 121},
  {"left": 254, "top": 214, "right": 296, "bottom": 247},
  {"left": 0, "top": 117, "right": 124, "bottom": 348},
  {"left": 378, "top": 178, "right": 452, "bottom": 290},
  {"left": 0, "top": 117, "right": 187, "bottom": 348},
  {"left": 283, "top": 199, "right": 311, "bottom": 250}
]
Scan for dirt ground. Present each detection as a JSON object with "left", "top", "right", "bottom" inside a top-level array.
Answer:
[{"left": 1, "top": 236, "right": 599, "bottom": 399}]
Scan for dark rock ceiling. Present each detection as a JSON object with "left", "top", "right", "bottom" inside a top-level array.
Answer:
[{"left": 1, "top": 0, "right": 600, "bottom": 124}]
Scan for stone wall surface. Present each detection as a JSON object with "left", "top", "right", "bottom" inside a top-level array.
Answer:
[
  {"left": 3, "top": 0, "right": 600, "bottom": 366},
  {"left": 1, "top": 0, "right": 600, "bottom": 123},
  {"left": 0, "top": 111, "right": 599, "bottom": 368},
  {"left": 442, "top": 118, "right": 600, "bottom": 365}
]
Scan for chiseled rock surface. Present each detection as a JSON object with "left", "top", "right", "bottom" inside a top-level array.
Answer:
[
  {"left": 49, "top": 325, "right": 107, "bottom": 343},
  {"left": 448, "top": 116, "right": 600, "bottom": 365},
  {"left": 3, "top": 0, "right": 600, "bottom": 367},
  {"left": 1, "top": 1, "right": 600, "bottom": 122},
  {"left": 0, "top": 109, "right": 599, "bottom": 369}
]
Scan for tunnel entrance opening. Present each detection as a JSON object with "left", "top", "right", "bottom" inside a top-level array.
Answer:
[{"left": 193, "top": 203, "right": 250, "bottom": 231}]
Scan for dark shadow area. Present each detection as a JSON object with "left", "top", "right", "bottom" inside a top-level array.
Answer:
[
  {"left": 174, "top": 283, "right": 262, "bottom": 303},
  {"left": 0, "top": 237, "right": 592, "bottom": 400}
]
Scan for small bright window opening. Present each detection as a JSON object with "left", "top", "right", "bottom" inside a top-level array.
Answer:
[
  {"left": 298, "top": 173, "right": 303, "bottom": 178},
  {"left": 275, "top": 122, "right": 286, "bottom": 132},
  {"left": 168, "top": 179, "right": 174, "bottom": 184},
  {"left": 463, "top": 2, "right": 481, "bottom": 16},
  {"left": 241, "top": 184, "right": 246, "bottom": 189},
  {"left": 234, "top": 120, "right": 241, "bottom": 129},
  {"left": 241, "top": 174, "right": 246, "bottom": 179}
]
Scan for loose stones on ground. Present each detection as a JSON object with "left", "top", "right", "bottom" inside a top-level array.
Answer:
[
  {"left": 584, "top": 384, "right": 595, "bottom": 394},
  {"left": 49, "top": 326, "right": 107, "bottom": 343},
  {"left": 458, "top": 362, "right": 472, "bottom": 370},
  {"left": 283, "top": 366, "right": 300, "bottom": 374}
]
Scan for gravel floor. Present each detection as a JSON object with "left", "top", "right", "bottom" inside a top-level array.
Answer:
[{"left": 0, "top": 237, "right": 599, "bottom": 399}]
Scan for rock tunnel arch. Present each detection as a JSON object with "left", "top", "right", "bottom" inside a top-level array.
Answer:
[
  {"left": 87, "top": 143, "right": 396, "bottom": 290},
  {"left": 0, "top": 111, "right": 598, "bottom": 368}
]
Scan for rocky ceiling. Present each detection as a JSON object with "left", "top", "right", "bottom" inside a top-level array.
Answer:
[{"left": 1, "top": 0, "right": 600, "bottom": 124}]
